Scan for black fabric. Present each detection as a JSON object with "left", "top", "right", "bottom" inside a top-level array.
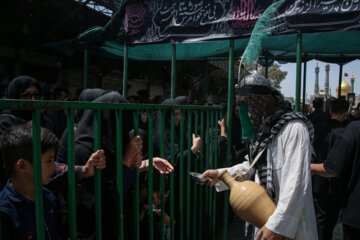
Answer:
[
  {"left": 308, "top": 110, "right": 330, "bottom": 126},
  {"left": 5, "top": 76, "right": 41, "bottom": 100},
  {"left": 324, "top": 121, "right": 360, "bottom": 229},
  {"left": 343, "top": 224, "right": 360, "bottom": 240},
  {"left": 56, "top": 88, "right": 107, "bottom": 164},
  {"left": 235, "top": 85, "right": 274, "bottom": 96}
]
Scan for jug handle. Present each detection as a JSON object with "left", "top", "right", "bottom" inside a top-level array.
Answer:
[{"left": 234, "top": 174, "right": 247, "bottom": 182}]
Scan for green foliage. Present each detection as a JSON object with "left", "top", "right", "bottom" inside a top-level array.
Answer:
[{"left": 259, "top": 63, "right": 287, "bottom": 90}]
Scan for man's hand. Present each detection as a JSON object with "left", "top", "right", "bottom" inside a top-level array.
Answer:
[
  {"left": 81, "top": 149, "right": 106, "bottom": 178},
  {"left": 123, "top": 136, "right": 142, "bottom": 168},
  {"left": 201, "top": 169, "right": 219, "bottom": 186},
  {"left": 153, "top": 157, "right": 174, "bottom": 174},
  {"left": 255, "top": 226, "right": 284, "bottom": 240},
  {"left": 191, "top": 134, "right": 201, "bottom": 154}
]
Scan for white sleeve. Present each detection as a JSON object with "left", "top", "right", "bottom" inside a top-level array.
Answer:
[
  {"left": 265, "top": 121, "right": 312, "bottom": 239},
  {"left": 215, "top": 159, "right": 253, "bottom": 192}
]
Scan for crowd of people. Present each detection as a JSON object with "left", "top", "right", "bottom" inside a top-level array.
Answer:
[{"left": 0, "top": 73, "right": 360, "bottom": 240}]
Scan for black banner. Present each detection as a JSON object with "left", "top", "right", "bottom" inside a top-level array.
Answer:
[{"left": 122, "top": 0, "right": 360, "bottom": 44}]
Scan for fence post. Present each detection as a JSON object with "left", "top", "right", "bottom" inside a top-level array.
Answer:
[
  {"left": 67, "top": 109, "right": 77, "bottom": 240},
  {"left": 116, "top": 110, "right": 124, "bottom": 239},
  {"left": 33, "top": 110, "right": 45, "bottom": 240},
  {"left": 147, "top": 110, "right": 154, "bottom": 240},
  {"left": 94, "top": 110, "right": 102, "bottom": 240}
]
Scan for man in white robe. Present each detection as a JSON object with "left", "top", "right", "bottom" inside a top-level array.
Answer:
[{"left": 202, "top": 73, "right": 318, "bottom": 240}]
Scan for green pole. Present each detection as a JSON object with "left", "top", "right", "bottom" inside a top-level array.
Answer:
[
  {"left": 171, "top": 44, "right": 177, "bottom": 99},
  {"left": 116, "top": 110, "right": 124, "bottom": 240},
  {"left": 123, "top": 45, "right": 128, "bottom": 98},
  {"left": 302, "top": 58, "right": 307, "bottom": 113},
  {"left": 198, "top": 110, "right": 205, "bottom": 240},
  {"left": 133, "top": 111, "right": 140, "bottom": 240},
  {"left": 186, "top": 110, "right": 192, "bottom": 239},
  {"left": 147, "top": 110, "right": 154, "bottom": 240},
  {"left": 83, "top": 49, "right": 88, "bottom": 89},
  {"left": 223, "top": 39, "right": 235, "bottom": 240},
  {"left": 170, "top": 110, "right": 175, "bottom": 239},
  {"left": 179, "top": 110, "right": 185, "bottom": 240},
  {"left": 160, "top": 110, "right": 166, "bottom": 240},
  {"left": 338, "top": 63, "right": 343, "bottom": 98},
  {"left": 33, "top": 110, "right": 45, "bottom": 240},
  {"left": 295, "top": 33, "right": 302, "bottom": 112},
  {"left": 67, "top": 109, "right": 77, "bottom": 240},
  {"left": 203, "top": 61, "right": 209, "bottom": 103},
  {"left": 192, "top": 110, "right": 199, "bottom": 240},
  {"left": 94, "top": 110, "right": 102, "bottom": 240},
  {"left": 212, "top": 111, "right": 219, "bottom": 240}
]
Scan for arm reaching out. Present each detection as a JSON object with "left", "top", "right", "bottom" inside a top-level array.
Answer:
[
  {"left": 81, "top": 149, "right": 106, "bottom": 179},
  {"left": 138, "top": 157, "right": 174, "bottom": 174}
]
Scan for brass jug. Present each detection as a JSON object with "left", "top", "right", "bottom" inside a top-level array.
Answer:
[{"left": 218, "top": 170, "right": 276, "bottom": 228}]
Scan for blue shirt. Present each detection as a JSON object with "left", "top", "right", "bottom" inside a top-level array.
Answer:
[{"left": 0, "top": 180, "right": 59, "bottom": 240}]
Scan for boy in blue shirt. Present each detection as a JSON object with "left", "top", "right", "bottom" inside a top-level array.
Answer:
[{"left": 0, "top": 124, "right": 106, "bottom": 239}]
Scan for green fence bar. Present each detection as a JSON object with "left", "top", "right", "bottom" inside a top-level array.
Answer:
[
  {"left": 133, "top": 110, "right": 140, "bottom": 240},
  {"left": 295, "top": 33, "right": 302, "bottom": 112},
  {"left": 83, "top": 49, "right": 88, "bottom": 89},
  {"left": 302, "top": 59, "right": 307, "bottom": 113},
  {"left": 32, "top": 110, "right": 45, "bottom": 240},
  {"left": 160, "top": 110, "right": 166, "bottom": 240},
  {"left": 67, "top": 109, "right": 77, "bottom": 240},
  {"left": 123, "top": 45, "right": 128, "bottom": 98},
  {"left": 223, "top": 39, "right": 235, "bottom": 240},
  {"left": 192, "top": 110, "right": 199, "bottom": 240},
  {"left": 179, "top": 110, "right": 185, "bottom": 240},
  {"left": 208, "top": 111, "right": 214, "bottom": 222},
  {"left": 94, "top": 110, "right": 102, "bottom": 240},
  {"left": 198, "top": 110, "right": 205, "bottom": 240},
  {"left": 116, "top": 110, "right": 124, "bottom": 240},
  {"left": 338, "top": 63, "right": 343, "bottom": 98},
  {"left": 170, "top": 110, "right": 175, "bottom": 240},
  {"left": 147, "top": 110, "right": 154, "bottom": 240},
  {"left": 171, "top": 44, "right": 177, "bottom": 99},
  {"left": 186, "top": 110, "right": 192, "bottom": 239},
  {"left": 205, "top": 110, "right": 210, "bottom": 217}
]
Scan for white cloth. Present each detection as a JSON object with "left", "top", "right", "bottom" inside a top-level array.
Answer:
[{"left": 216, "top": 120, "right": 318, "bottom": 240}]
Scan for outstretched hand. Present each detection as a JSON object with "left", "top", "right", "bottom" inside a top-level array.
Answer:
[
  {"left": 123, "top": 135, "right": 143, "bottom": 169},
  {"left": 153, "top": 157, "right": 174, "bottom": 174},
  {"left": 200, "top": 169, "right": 219, "bottom": 186},
  {"left": 191, "top": 134, "right": 201, "bottom": 154},
  {"left": 81, "top": 149, "right": 106, "bottom": 178}
]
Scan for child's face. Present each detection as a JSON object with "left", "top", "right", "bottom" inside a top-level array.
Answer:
[
  {"left": 40, "top": 147, "right": 56, "bottom": 185},
  {"left": 153, "top": 190, "right": 170, "bottom": 206}
]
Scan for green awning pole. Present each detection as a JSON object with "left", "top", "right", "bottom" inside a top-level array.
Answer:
[
  {"left": 203, "top": 62, "right": 209, "bottom": 103},
  {"left": 171, "top": 44, "right": 177, "bottom": 99},
  {"left": 302, "top": 58, "right": 307, "bottom": 113},
  {"left": 83, "top": 49, "right": 88, "bottom": 89},
  {"left": 67, "top": 109, "right": 77, "bottom": 240},
  {"left": 116, "top": 110, "right": 124, "bottom": 240},
  {"left": 94, "top": 110, "right": 102, "bottom": 240},
  {"left": 33, "top": 110, "right": 45, "bottom": 240},
  {"left": 212, "top": 111, "right": 220, "bottom": 240},
  {"left": 338, "top": 63, "right": 343, "bottom": 98},
  {"left": 295, "top": 33, "right": 302, "bottom": 112},
  {"left": 265, "top": 57, "right": 269, "bottom": 79},
  {"left": 179, "top": 110, "right": 185, "bottom": 240},
  {"left": 160, "top": 111, "right": 166, "bottom": 240},
  {"left": 147, "top": 110, "right": 154, "bottom": 240},
  {"left": 223, "top": 39, "right": 235, "bottom": 240},
  {"left": 123, "top": 45, "right": 128, "bottom": 98}
]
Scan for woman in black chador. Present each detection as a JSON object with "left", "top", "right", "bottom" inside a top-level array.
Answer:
[{"left": 0, "top": 75, "right": 54, "bottom": 135}]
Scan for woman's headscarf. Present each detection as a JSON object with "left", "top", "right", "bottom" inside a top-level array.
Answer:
[
  {"left": 76, "top": 88, "right": 106, "bottom": 121},
  {"left": 74, "top": 91, "right": 133, "bottom": 170},
  {"left": 5, "top": 75, "right": 41, "bottom": 99}
]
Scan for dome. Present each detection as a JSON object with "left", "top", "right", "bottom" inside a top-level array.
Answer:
[{"left": 336, "top": 80, "right": 351, "bottom": 97}]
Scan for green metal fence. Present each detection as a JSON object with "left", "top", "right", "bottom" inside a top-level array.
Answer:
[{"left": 0, "top": 99, "right": 225, "bottom": 240}]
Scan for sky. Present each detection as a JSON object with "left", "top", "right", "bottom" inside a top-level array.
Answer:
[{"left": 279, "top": 60, "right": 360, "bottom": 99}]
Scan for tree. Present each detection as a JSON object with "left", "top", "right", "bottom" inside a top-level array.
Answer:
[{"left": 259, "top": 63, "right": 287, "bottom": 90}]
